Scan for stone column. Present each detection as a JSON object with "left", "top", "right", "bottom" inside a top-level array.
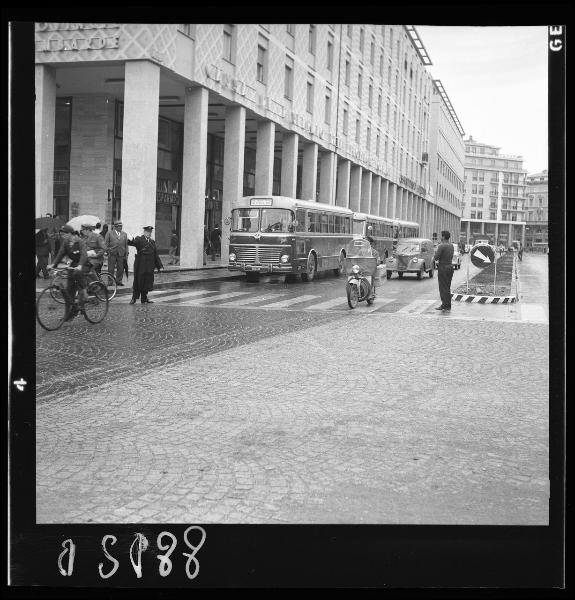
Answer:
[
  {"left": 336, "top": 159, "right": 351, "bottom": 207},
  {"left": 389, "top": 183, "right": 396, "bottom": 219},
  {"left": 360, "top": 170, "right": 372, "bottom": 213},
  {"left": 35, "top": 65, "right": 57, "bottom": 218},
  {"left": 349, "top": 165, "right": 362, "bottom": 212},
  {"left": 180, "top": 86, "right": 209, "bottom": 269},
  {"left": 281, "top": 132, "right": 298, "bottom": 198},
  {"left": 466, "top": 220, "right": 471, "bottom": 245},
  {"left": 319, "top": 151, "right": 337, "bottom": 205},
  {"left": 301, "top": 142, "right": 318, "bottom": 201},
  {"left": 380, "top": 179, "right": 389, "bottom": 217},
  {"left": 371, "top": 176, "right": 381, "bottom": 216},
  {"left": 396, "top": 187, "right": 404, "bottom": 220},
  {"left": 121, "top": 61, "right": 160, "bottom": 272},
  {"left": 222, "top": 105, "right": 246, "bottom": 262},
  {"left": 255, "top": 120, "right": 275, "bottom": 195}
]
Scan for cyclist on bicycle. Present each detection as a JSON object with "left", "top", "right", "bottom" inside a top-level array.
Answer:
[
  {"left": 50, "top": 224, "right": 90, "bottom": 319},
  {"left": 80, "top": 223, "right": 106, "bottom": 279}
]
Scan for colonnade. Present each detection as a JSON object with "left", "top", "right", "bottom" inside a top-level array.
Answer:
[{"left": 36, "top": 61, "right": 461, "bottom": 268}]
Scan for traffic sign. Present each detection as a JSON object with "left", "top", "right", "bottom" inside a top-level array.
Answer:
[{"left": 470, "top": 244, "right": 495, "bottom": 268}]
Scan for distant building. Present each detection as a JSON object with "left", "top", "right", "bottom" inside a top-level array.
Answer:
[
  {"left": 460, "top": 136, "right": 527, "bottom": 247},
  {"left": 427, "top": 79, "right": 465, "bottom": 242},
  {"left": 524, "top": 169, "right": 548, "bottom": 252}
]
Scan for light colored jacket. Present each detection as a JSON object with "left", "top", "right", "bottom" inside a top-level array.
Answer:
[{"left": 105, "top": 229, "right": 129, "bottom": 257}]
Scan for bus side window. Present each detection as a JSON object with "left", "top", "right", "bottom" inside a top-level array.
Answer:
[{"left": 295, "top": 209, "right": 306, "bottom": 232}]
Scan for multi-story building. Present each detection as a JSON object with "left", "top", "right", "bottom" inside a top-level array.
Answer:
[
  {"left": 460, "top": 136, "right": 527, "bottom": 247},
  {"left": 427, "top": 79, "right": 465, "bottom": 241},
  {"left": 524, "top": 169, "right": 548, "bottom": 252},
  {"left": 35, "top": 23, "right": 461, "bottom": 268}
]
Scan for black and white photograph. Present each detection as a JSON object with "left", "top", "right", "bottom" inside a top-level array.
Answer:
[{"left": 9, "top": 13, "right": 566, "bottom": 589}]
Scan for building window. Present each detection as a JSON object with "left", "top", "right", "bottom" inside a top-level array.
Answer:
[
  {"left": 376, "top": 133, "right": 380, "bottom": 157},
  {"left": 309, "top": 25, "right": 316, "bottom": 54},
  {"left": 223, "top": 24, "right": 234, "bottom": 63},
  {"left": 306, "top": 77, "right": 314, "bottom": 113},
  {"left": 286, "top": 24, "right": 295, "bottom": 36},
  {"left": 377, "top": 93, "right": 382, "bottom": 117},
  {"left": 347, "top": 24, "right": 353, "bottom": 39},
  {"left": 324, "top": 88, "right": 332, "bottom": 124},
  {"left": 358, "top": 70, "right": 362, "bottom": 98},
  {"left": 368, "top": 84, "right": 373, "bottom": 107},
  {"left": 344, "top": 57, "right": 350, "bottom": 86},
  {"left": 327, "top": 36, "right": 334, "bottom": 71},
  {"left": 355, "top": 116, "right": 361, "bottom": 144},
  {"left": 384, "top": 139, "right": 389, "bottom": 161},
  {"left": 359, "top": 28, "right": 365, "bottom": 54},
  {"left": 379, "top": 53, "right": 384, "bottom": 77},
  {"left": 256, "top": 43, "right": 267, "bottom": 83},
  {"left": 343, "top": 105, "right": 349, "bottom": 135},
  {"left": 366, "top": 125, "right": 371, "bottom": 150},
  {"left": 370, "top": 39, "right": 375, "bottom": 64},
  {"left": 284, "top": 59, "right": 293, "bottom": 100}
]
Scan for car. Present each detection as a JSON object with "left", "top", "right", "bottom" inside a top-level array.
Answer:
[{"left": 386, "top": 237, "right": 435, "bottom": 280}]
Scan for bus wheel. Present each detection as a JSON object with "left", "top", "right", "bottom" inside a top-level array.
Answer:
[
  {"left": 245, "top": 272, "right": 259, "bottom": 283},
  {"left": 334, "top": 251, "right": 345, "bottom": 277},
  {"left": 301, "top": 253, "right": 316, "bottom": 282}
]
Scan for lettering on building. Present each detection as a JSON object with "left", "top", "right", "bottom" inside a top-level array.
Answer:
[{"left": 35, "top": 24, "right": 121, "bottom": 52}]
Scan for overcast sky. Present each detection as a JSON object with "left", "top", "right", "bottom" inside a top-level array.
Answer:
[{"left": 416, "top": 26, "right": 548, "bottom": 174}]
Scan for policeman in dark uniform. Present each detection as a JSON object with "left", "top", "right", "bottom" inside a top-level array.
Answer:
[
  {"left": 433, "top": 230, "right": 454, "bottom": 312},
  {"left": 128, "top": 226, "right": 163, "bottom": 304}
]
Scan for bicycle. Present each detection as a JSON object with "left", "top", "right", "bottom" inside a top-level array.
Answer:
[
  {"left": 49, "top": 265, "right": 117, "bottom": 302},
  {"left": 36, "top": 268, "right": 109, "bottom": 331}
]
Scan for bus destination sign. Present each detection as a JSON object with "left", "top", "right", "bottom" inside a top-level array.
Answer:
[{"left": 250, "top": 198, "right": 273, "bottom": 207}]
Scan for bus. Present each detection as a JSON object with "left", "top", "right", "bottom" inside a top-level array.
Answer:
[
  {"left": 228, "top": 196, "right": 421, "bottom": 282},
  {"left": 228, "top": 196, "right": 355, "bottom": 281},
  {"left": 352, "top": 212, "right": 420, "bottom": 259}
]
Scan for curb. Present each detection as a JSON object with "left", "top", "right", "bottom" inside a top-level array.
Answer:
[
  {"left": 115, "top": 271, "right": 244, "bottom": 295},
  {"left": 451, "top": 293, "right": 517, "bottom": 304}
]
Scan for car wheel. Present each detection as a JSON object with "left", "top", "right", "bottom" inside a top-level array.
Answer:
[
  {"left": 398, "top": 272, "right": 403, "bottom": 279},
  {"left": 386, "top": 270, "right": 392, "bottom": 280}
]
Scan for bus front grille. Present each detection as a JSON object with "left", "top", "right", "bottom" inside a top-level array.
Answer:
[{"left": 236, "top": 245, "right": 282, "bottom": 264}]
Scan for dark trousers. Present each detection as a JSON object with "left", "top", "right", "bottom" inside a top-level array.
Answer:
[
  {"left": 131, "top": 290, "right": 149, "bottom": 302},
  {"left": 36, "top": 254, "right": 49, "bottom": 278},
  {"left": 437, "top": 265, "right": 454, "bottom": 309}
]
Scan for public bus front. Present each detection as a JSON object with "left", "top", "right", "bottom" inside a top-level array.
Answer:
[
  {"left": 228, "top": 196, "right": 355, "bottom": 281},
  {"left": 352, "top": 213, "right": 420, "bottom": 259}
]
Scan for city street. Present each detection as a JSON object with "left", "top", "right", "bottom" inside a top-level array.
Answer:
[{"left": 36, "top": 254, "right": 549, "bottom": 525}]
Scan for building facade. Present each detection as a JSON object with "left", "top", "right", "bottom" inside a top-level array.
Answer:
[
  {"left": 35, "top": 23, "right": 462, "bottom": 267},
  {"left": 427, "top": 79, "right": 465, "bottom": 242},
  {"left": 460, "top": 136, "right": 527, "bottom": 247},
  {"left": 524, "top": 169, "right": 548, "bottom": 252}
]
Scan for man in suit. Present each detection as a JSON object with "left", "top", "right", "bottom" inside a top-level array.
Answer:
[
  {"left": 433, "top": 230, "right": 455, "bottom": 313},
  {"left": 128, "top": 225, "right": 163, "bottom": 304},
  {"left": 105, "top": 220, "right": 129, "bottom": 286}
]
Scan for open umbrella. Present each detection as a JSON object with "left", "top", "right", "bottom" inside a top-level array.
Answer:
[
  {"left": 35, "top": 215, "right": 66, "bottom": 231},
  {"left": 66, "top": 214, "right": 102, "bottom": 232}
]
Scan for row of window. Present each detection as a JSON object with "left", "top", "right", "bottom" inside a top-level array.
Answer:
[{"left": 437, "top": 156, "right": 464, "bottom": 192}]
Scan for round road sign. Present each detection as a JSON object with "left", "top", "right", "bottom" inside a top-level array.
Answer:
[{"left": 470, "top": 244, "right": 495, "bottom": 268}]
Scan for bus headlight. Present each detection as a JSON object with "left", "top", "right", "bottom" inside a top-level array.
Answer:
[
  {"left": 352, "top": 265, "right": 360, "bottom": 274},
  {"left": 280, "top": 254, "right": 290, "bottom": 263},
  {"left": 229, "top": 253, "right": 236, "bottom": 262},
  {"left": 411, "top": 258, "right": 419, "bottom": 263}
]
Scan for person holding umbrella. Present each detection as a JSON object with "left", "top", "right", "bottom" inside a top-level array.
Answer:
[{"left": 128, "top": 226, "right": 163, "bottom": 304}]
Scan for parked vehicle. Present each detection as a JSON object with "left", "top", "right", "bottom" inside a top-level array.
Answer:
[
  {"left": 343, "top": 238, "right": 380, "bottom": 309},
  {"left": 386, "top": 237, "right": 435, "bottom": 280}
]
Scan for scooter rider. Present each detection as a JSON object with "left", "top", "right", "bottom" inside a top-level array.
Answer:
[{"left": 366, "top": 236, "right": 381, "bottom": 297}]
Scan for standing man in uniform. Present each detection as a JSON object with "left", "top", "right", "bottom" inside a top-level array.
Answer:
[
  {"left": 105, "top": 221, "right": 129, "bottom": 286},
  {"left": 434, "top": 230, "right": 454, "bottom": 312},
  {"left": 128, "top": 225, "right": 163, "bottom": 304}
]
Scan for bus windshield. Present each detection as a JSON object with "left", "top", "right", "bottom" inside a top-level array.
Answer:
[
  {"left": 396, "top": 242, "right": 421, "bottom": 254},
  {"left": 260, "top": 208, "right": 294, "bottom": 233},
  {"left": 231, "top": 208, "right": 259, "bottom": 232}
]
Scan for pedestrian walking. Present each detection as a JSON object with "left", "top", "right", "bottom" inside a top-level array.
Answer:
[
  {"left": 203, "top": 227, "right": 211, "bottom": 265},
  {"left": 128, "top": 225, "right": 163, "bottom": 304},
  {"left": 35, "top": 228, "right": 51, "bottom": 279},
  {"left": 82, "top": 224, "right": 106, "bottom": 275},
  {"left": 168, "top": 229, "right": 179, "bottom": 265},
  {"left": 434, "top": 230, "right": 455, "bottom": 312},
  {"left": 105, "top": 221, "right": 129, "bottom": 285},
  {"left": 210, "top": 225, "right": 221, "bottom": 260}
]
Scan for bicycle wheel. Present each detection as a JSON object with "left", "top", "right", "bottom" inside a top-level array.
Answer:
[
  {"left": 36, "top": 286, "right": 68, "bottom": 330},
  {"left": 49, "top": 272, "right": 67, "bottom": 304},
  {"left": 346, "top": 282, "right": 359, "bottom": 309},
  {"left": 82, "top": 282, "right": 109, "bottom": 324},
  {"left": 358, "top": 278, "right": 371, "bottom": 302},
  {"left": 97, "top": 271, "right": 118, "bottom": 300}
]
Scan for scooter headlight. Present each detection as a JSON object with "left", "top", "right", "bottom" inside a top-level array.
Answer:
[
  {"left": 351, "top": 265, "right": 360, "bottom": 274},
  {"left": 229, "top": 253, "right": 236, "bottom": 262},
  {"left": 411, "top": 257, "right": 419, "bottom": 263}
]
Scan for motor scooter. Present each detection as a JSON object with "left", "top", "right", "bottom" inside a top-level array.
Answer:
[{"left": 343, "top": 238, "right": 380, "bottom": 309}]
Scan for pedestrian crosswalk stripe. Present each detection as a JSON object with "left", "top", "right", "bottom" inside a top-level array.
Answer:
[
  {"left": 306, "top": 296, "right": 348, "bottom": 310},
  {"left": 167, "top": 291, "right": 251, "bottom": 305},
  {"left": 397, "top": 299, "right": 436, "bottom": 314},
  {"left": 150, "top": 290, "right": 220, "bottom": 303},
  {"left": 219, "top": 293, "right": 289, "bottom": 306},
  {"left": 261, "top": 294, "right": 320, "bottom": 308}
]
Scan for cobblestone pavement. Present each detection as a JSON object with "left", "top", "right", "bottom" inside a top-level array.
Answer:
[{"left": 36, "top": 254, "right": 549, "bottom": 524}]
